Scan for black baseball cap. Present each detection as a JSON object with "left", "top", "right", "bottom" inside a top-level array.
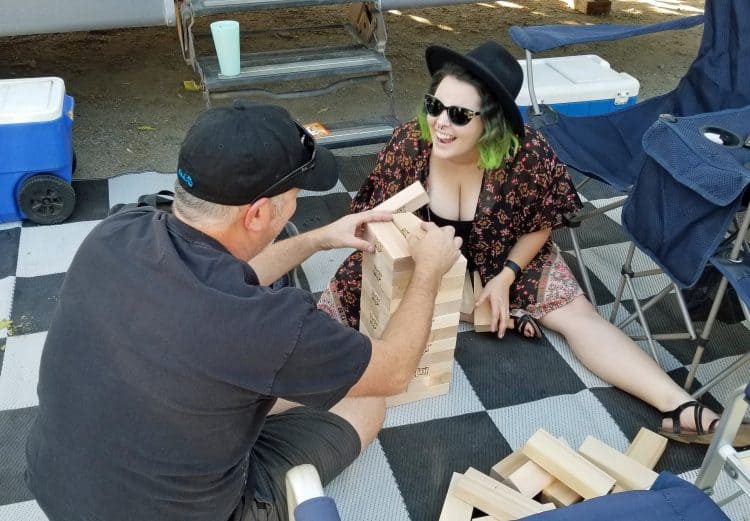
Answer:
[{"left": 177, "top": 101, "right": 338, "bottom": 205}]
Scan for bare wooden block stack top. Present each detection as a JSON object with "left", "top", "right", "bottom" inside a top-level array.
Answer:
[{"left": 359, "top": 181, "right": 467, "bottom": 407}]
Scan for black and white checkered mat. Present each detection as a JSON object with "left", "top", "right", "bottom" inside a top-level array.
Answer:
[{"left": 2, "top": 155, "right": 750, "bottom": 520}]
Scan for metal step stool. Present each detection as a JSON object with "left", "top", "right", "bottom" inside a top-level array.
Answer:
[{"left": 175, "top": 0, "right": 397, "bottom": 148}]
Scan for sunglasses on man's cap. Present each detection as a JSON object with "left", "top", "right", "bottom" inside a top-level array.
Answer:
[
  {"left": 250, "top": 122, "right": 317, "bottom": 203},
  {"left": 424, "top": 94, "right": 481, "bottom": 126}
]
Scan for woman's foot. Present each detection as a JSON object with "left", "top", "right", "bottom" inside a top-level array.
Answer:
[
  {"left": 508, "top": 310, "right": 542, "bottom": 338},
  {"left": 660, "top": 401, "right": 720, "bottom": 439}
]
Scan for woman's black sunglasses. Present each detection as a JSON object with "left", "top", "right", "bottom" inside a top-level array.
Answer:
[
  {"left": 251, "top": 123, "right": 317, "bottom": 203},
  {"left": 423, "top": 94, "right": 481, "bottom": 126}
]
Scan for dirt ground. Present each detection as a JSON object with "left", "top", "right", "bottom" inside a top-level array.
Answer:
[{"left": 0, "top": 0, "right": 705, "bottom": 180}]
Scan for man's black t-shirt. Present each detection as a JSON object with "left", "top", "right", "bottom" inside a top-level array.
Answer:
[{"left": 25, "top": 208, "right": 371, "bottom": 521}]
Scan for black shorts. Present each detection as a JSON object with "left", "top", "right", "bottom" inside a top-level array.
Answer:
[{"left": 234, "top": 406, "right": 361, "bottom": 521}]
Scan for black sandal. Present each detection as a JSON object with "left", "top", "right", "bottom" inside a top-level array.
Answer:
[
  {"left": 509, "top": 309, "right": 542, "bottom": 339},
  {"left": 658, "top": 401, "right": 718, "bottom": 444},
  {"left": 659, "top": 401, "right": 750, "bottom": 447}
]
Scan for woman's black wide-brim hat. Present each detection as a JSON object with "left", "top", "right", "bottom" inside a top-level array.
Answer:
[{"left": 425, "top": 41, "right": 525, "bottom": 137}]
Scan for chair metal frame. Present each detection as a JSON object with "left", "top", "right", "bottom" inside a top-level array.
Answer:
[{"left": 695, "top": 382, "right": 750, "bottom": 507}]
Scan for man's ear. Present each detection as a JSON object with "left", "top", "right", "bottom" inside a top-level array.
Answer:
[{"left": 243, "top": 198, "right": 268, "bottom": 232}]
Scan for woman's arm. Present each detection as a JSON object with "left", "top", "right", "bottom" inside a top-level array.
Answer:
[{"left": 475, "top": 227, "right": 551, "bottom": 337}]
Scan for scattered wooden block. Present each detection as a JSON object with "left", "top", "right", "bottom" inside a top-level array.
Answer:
[
  {"left": 578, "top": 436, "right": 659, "bottom": 491},
  {"left": 454, "top": 468, "right": 555, "bottom": 520},
  {"left": 472, "top": 271, "right": 493, "bottom": 332},
  {"left": 490, "top": 451, "right": 529, "bottom": 482},
  {"left": 506, "top": 460, "right": 556, "bottom": 498},
  {"left": 626, "top": 428, "right": 668, "bottom": 469},
  {"left": 373, "top": 181, "right": 429, "bottom": 213},
  {"left": 539, "top": 479, "right": 581, "bottom": 507},
  {"left": 521, "top": 429, "right": 615, "bottom": 499},
  {"left": 573, "top": 0, "right": 611, "bottom": 15},
  {"left": 438, "top": 473, "right": 473, "bottom": 521},
  {"left": 491, "top": 450, "right": 581, "bottom": 506}
]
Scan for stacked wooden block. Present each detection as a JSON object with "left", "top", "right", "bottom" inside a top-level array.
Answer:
[
  {"left": 359, "top": 182, "right": 467, "bottom": 407},
  {"left": 439, "top": 427, "right": 669, "bottom": 520}
]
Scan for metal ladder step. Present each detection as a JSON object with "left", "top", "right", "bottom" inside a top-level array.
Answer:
[
  {"left": 309, "top": 117, "right": 397, "bottom": 149},
  {"left": 189, "top": 0, "right": 354, "bottom": 16},
  {"left": 198, "top": 45, "right": 391, "bottom": 93}
]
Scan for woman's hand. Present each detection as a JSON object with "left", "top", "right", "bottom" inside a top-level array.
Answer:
[{"left": 475, "top": 270, "right": 516, "bottom": 338}]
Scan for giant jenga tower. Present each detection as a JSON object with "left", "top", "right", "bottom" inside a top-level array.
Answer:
[{"left": 359, "top": 182, "right": 467, "bottom": 406}]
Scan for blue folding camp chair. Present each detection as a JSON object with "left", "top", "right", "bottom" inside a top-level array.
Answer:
[
  {"left": 621, "top": 105, "right": 750, "bottom": 395},
  {"left": 510, "top": 0, "right": 750, "bottom": 364}
]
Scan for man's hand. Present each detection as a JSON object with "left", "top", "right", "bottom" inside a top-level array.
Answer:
[
  {"left": 475, "top": 270, "right": 515, "bottom": 338},
  {"left": 315, "top": 210, "right": 393, "bottom": 252},
  {"left": 409, "top": 222, "right": 462, "bottom": 279}
]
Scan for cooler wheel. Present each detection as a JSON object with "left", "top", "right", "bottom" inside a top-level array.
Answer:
[{"left": 17, "top": 174, "right": 76, "bottom": 225}]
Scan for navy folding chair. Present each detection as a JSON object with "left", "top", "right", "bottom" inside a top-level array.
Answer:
[
  {"left": 621, "top": 106, "right": 750, "bottom": 394},
  {"left": 510, "top": 0, "right": 750, "bottom": 362}
]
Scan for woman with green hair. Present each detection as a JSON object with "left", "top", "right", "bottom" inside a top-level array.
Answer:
[{"left": 319, "top": 41, "right": 736, "bottom": 444}]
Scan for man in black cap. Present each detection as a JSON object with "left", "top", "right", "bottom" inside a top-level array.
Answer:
[{"left": 25, "top": 102, "right": 462, "bottom": 521}]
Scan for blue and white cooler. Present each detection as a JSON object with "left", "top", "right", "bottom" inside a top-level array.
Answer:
[
  {"left": 0, "top": 76, "right": 76, "bottom": 224},
  {"left": 515, "top": 55, "right": 640, "bottom": 120}
]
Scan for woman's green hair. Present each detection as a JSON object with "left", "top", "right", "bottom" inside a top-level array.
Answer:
[{"left": 417, "top": 62, "right": 520, "bottom": 171}]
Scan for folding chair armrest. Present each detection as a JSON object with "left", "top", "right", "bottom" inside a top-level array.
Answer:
[
  {"left": 285, "top": 464, "right": 341, "bottom": 521},
  {"left": 508, "top": 15, "right": 704, "bottom": 53}
]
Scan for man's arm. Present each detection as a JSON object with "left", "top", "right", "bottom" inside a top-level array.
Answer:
[
  {"left": 250, "top": 210, "right": 392, "bottom": 286},
  {"left": 347, "top": 223, "right": 462, "bottom": 397}
]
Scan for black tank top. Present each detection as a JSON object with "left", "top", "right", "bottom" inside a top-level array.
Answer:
[{"left": 426, "top": 207, "right": 475, "bottom": 272}]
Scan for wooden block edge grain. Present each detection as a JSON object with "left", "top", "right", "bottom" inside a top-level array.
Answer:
[
  {"left": 373, "top": 181, "right": 429, "bottom": 213},
  {"left": 438, "top": 473, "right": 474, "bottom": 521},
  {"left": 453, "top": 468, "right": 555, "bottom": 520},
  {"left": 521, "top": 429, "right": 615, "bottom": 499},
  {"left": 578, "top": 436, "right": 659, "bottom": 491}
]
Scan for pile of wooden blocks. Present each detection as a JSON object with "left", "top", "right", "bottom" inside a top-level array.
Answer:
[
  {"left": 439, "top": 427, "right": 669, "bottom": 520},
  {"left": 359, "top": 181, "right": 467, "bottom": 406}
]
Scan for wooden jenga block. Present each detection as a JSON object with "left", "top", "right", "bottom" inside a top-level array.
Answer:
[
  {"left": 578, "top": 436, "right": 659, "bottom": 491},
  {"left": 432, "top": 312, "right": 460, "bottom": 331},
  {"left": 427, "top": 323, "right": 459, "bottom": 345},
  {"left": 392, "top": 211, "right": 425, "bottom": 239},
  {"left": 612, "top": 428, "right": 668, "bottom": 493},
  {"left": 626, "top": 428, "right": 668, "bottom": 469},
  {"left": 373, "top": 181, "right": 429, "bottom": 213},
  {"left": 419, "top": 347, "right": 455, "bottom": 365},
  {"left": 438, "top": 473, "right": 473, "bottom": 521},
  {"left": 539, "top": 479, "right": 581, "bottom": 507},
  {"left": 453, "top": 468, "right": 555, "bottom": 520},
  {"left": 364, "top": 221, "right": 412, "bottom": 271},
  {"left": 426, "top": 336, "right": 456, "bottom": 354},
  {"left": 460, "top": 270, "right": 474, "bottom": 318},
  {"left": 413, "top": 360, "right": 453, "bottom": 382},
  {"left": 473, "top": 271, "right": 493, "bottom": 332},
  {"left": 521, "top": 429, "right": 615, "bottom": 499},
  {"left": 493, "top": 451, "right": 580, "bottom": 506},
  {"left": 490, "top": 451, "right": 529, "bottom": 482},
  {"left": 385, "top": 381, "right": 450, "bottom": 407},
  {"left": 506, "top": 460, "right": 556, "bottom": 498}
]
